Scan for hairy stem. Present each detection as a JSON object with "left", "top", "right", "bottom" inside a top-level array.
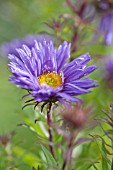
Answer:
[{"left": 47, "top": 103, "right": 55, "bottom": 158}]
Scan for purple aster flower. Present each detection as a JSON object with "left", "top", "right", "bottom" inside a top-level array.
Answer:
[
  {"left": 105, "top": 56, "right": 113, "bottom": 75},
  {"left": 0, "top": 34, "right": 53, "bottom": 58},
  {"left": 104, "top": 55, "right": 113, "bottom": 89},
  {"left": 8, "top": 40, "right": 97, "bottom": 105},
  {"left": 94, "top": 0, "right": 113, "bottom": 45}
]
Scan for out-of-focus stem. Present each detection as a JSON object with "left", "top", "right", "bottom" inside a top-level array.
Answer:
[
  {"left": 5, "top": 143, "right": 14, "bottom": 168},
  {"left": 66, "top": 0, "right": 77, "bottom": 14},
  {"left": 66, "top": 0, "right": 79, "bottom": 53},
  {"left": 62, "top": 135, "right": 74, "bottom": 170},
  {"left": 47, "top": 103, "right": 55, "bottom": 158},
  {"left": 71, "top": 29, "right": 79, "bottom": 53}
]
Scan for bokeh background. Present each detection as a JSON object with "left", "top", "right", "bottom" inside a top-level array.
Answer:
[{"left": 0, "top": 0, "right": 113, "bottom": 169}]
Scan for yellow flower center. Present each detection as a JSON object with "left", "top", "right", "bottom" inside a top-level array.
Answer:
[{"left": 38, "top": 71, "right": 62, "bottom": 89}]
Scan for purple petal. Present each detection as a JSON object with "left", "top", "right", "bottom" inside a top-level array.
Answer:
[
  {"left": 56, "top": 41, "right": 71, "bottom": 73},
  {"left": 63, "top": 83, "right": 91, "bottom": 95},
  {"left": 56, "top": 92, "right": 82, "bottom": 102},
  {"left": 63, "top": 53, "right": 91, "bottom": 75}
]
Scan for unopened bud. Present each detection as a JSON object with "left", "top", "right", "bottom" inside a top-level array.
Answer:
[{"left": 61, "top": 103, "right": 90, "bottom": 129}]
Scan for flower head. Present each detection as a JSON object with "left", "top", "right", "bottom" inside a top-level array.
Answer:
[
  {"left": 94, "top": 0, "right": 113, "bottom": 45},
  {"left": 104, "top": 55, "right": 113, "bottom": 89},
  {"left": 61, "top": 103, "right": 89, "bottom": 129},
  {"left": 8, "top": 40, "right": 97, "bottom": 105},
  {"left": 105, "top": 56, "right": 113, "bottom": 74},
  {"left": 1, "top": 34, "right": 53, "bottom": 57}
]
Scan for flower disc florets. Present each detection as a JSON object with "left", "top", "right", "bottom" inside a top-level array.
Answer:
[
  {"left": 8, "top": 40, "right": 97, "bottom": 104},
  {"left": 38, "top": 71, "right": 62, "bottom": 89}
]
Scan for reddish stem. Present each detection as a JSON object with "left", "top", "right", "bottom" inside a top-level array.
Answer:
[
  {"left": 47, "top": 103, "right": 55, "bottom": 158},
  {"left": 62, "top": 135, "right": 74, "bottom": 170},
  {"left": 66, "top": 0, "right": 77, "bottom": 14},
  {"left": 71, "top": 29, "right": 79, "bottom": 53}
]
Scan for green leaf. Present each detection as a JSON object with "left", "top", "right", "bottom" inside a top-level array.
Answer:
[
  {"left": 102, "top": 141, "right": 109, "bottom": 170},
  {"left": 93, "top": 164, "right": 99, "bottom": 170},
  {"left": 77, "top": 163, "right": 97, "bottom": 170},
  {"left": 93, "top": 136, "right": 111, "bottom": 166},
  {"left": 22, "top": 114, "right": 47, "bottom": 138},
  {"left": 41, "top": 145, "right": 57, "bottom": 166}
]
